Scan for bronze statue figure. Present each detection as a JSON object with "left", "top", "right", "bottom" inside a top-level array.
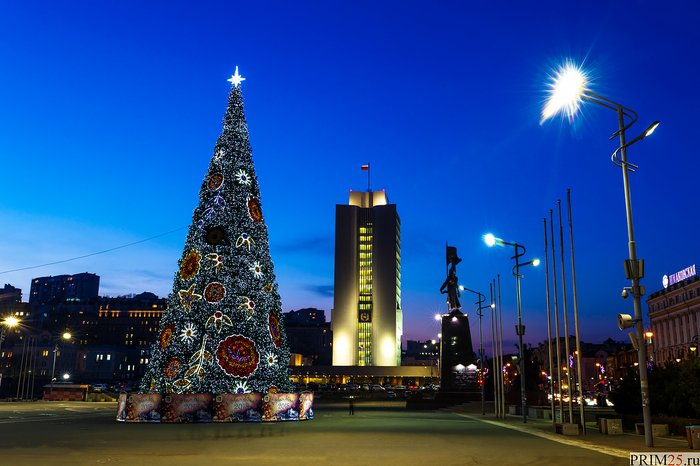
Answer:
[{"left": 440, "top": 263, "right": 461, "bottom": 311}]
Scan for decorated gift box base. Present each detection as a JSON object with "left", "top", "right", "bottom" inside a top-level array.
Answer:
[{"left": 117, "top": 392, "right": 313, "bottom": 422}]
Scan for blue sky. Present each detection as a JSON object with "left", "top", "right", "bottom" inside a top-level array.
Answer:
[{"left": 1, "top": 1, "right": 698, "bottom": 354}]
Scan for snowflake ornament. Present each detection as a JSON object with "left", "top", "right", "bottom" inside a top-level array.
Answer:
[
  {"left": 266, "top": 352, "right": 278, "bottom": 366},
  {"left": 235, "top": 169, "right": 251, "bottom": 185},
  {"left": 180, "top": 323, "right": 197, "bottom": 343},
  {"left": 250, "top": 261, "right": 263, "bottom": 279}
]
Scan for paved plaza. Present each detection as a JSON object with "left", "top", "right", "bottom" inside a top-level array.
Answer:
[{"left": 0, "top": 398, "right": 692, "bottom": 465}]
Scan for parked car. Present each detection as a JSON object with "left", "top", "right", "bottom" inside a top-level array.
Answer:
[
  {"left": 91, "top": 383, "right": 108, "bottom": 392},
  {"left": 386, "top": 391, "right": 397, "bottom": 399},
  {"left": 112, "top": 382, "right": 133, "bottom": 392},
  {"left": 360, "top": 384, "right": 371, "bottom": 391},
  {"left": 403, "top": 390, "right": 412, "bottom": 398},
  {"left": 370, "top": 384, "right": 385, "bottom": 391}
]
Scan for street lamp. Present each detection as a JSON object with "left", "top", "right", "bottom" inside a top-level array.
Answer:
[
  {"left": 542, "top": 60, "right": 659, "bottom": 447},
  {"left": 1, "top": 317, "right": 19, "bottom": 391},
  {"left": 459, "top": 286, "right": 489, "bottom": 415},
  {"left": 1, "top": 317, "right": 19, "bottom": 349},
  {"left": 50, "top": 332, "right": 72, "bottom": 396},
  {"left": 485, "top": 234, "right": 539, "bottom": 423},
  {"left": 690, "top": 335, "right": 699, "bottom": 355}
]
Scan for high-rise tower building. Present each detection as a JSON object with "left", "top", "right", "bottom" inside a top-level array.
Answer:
[{"left": 332, "top": 190, "right": 402, "bottom": 366}]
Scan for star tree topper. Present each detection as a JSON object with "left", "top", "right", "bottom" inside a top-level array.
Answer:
[{"left": 227, "top": 66, "right": 245, "bottom": 87}]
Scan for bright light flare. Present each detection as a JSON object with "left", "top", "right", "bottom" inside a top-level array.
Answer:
[
  {"left": 484, "top": 234, "right": 496, "bottom": 247},
  {"left": 63, "top": 332, "right": 71, "bottom": 340},
  {"left": 4, "top": 317, "right": 19, "bottom": 327},
  {"left": 532, "top": 259, "right": 541, "bottom": 267},
  {"left": 541, "top": 61, "right": 588, "bottom": 123}
]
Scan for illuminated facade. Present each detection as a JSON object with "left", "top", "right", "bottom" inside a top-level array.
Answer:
[
  {"left": 332, "top": 190, "right": 402, "bottom": 366},
  {"left": 29, "top": 273, "right": 100, "bottom": 304},
  {"left": 647, "top": 265, "right": 700, "bottom": 364}
]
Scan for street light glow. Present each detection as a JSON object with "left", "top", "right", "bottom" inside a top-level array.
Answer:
[
  {"left": 4, "top": 317, "right": 19, "bottom": 327},
  {"left": 541, "top": 61, "right": 588, "bottom": 123},
  {"left": 63, "top": 373, "right": 70, "bottom": 380},
  {"left": 645, "top": 121, "right": 660, "bottom": 137},
  {"left": 63, "top": 333, "right": 71, "bottom": 340},
  {"left": 484, "top": 233, "right": 496, "bottom": 247},
  {"left": 532, "top": 259, "right": 541, "bottom": 267}
]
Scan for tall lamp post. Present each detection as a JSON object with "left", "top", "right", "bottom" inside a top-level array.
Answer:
[
  {"left": 485, "top": 233, "right": 539, "bottom": 423},
  {"left": 459, "top": 286, "right": 490, "bottom": 415},
  {"left": 542, "top": 61, "right": 659, "bottom": 446},
  {"left": 50, "top": 332, "right": 72, "bottom": 396}
]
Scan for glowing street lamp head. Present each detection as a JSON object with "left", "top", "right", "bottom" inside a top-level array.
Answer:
[
  {"left": 63, "top": 333, "right": 71, "bottom": 340},
  {"left": 484, "top": 234, "right": 496, "bottom": 247},
  {"left": 644, "top": 121, "right": 660, "bottom": 137},
  {"left": 62, "top": 373, "right": 70, "bottom": 380},
  {"left": 434, "top": 313, "right": 441, "bottom": 321},
  {"left": 4, "top": 317, "right": 19, "bottom": 327},
  {"left": 532, "top": 259, "right": 541, "bottom": 267},
  {"left": 541, "top": 61, "right": 588, "bottom": 123}
]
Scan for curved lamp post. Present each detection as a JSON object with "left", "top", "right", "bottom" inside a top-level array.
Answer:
[
  {"left": 459, "top": 286, "right": 490, "bottom": 415},
  {"left": 542, "top": 61, "right": 659, "bottom": 446},
  {"left": 485, "top": 233, "right": 539, "bottom": 423}
]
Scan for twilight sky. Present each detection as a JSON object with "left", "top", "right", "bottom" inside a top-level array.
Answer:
[{"left": 1, "top": 1, "right": 698, "bottom": 355}]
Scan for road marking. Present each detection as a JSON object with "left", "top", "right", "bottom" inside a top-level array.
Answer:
[
  {"left": 0, "top": 412, "right": 108, "bottom": 424},
  {"left": 455, "top": 414, "right": 629, "bottom": 459}
]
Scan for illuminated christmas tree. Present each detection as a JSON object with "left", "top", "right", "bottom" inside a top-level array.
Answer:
[{"left": 141, "top": 68, "right": 293, "bottom": 394}]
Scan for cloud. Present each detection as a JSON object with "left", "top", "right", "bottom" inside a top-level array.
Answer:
[{"left": 307, "top": 284, "right": 334, "bottom": 297}]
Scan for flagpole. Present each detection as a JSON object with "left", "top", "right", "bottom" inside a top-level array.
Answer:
[{"left": 368, "top": 163, "right": 370, "bottom": 192}]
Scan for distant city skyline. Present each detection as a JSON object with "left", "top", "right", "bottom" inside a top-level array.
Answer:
[{"left": 1, "top": 2, "right": 698, "bottom": 355}]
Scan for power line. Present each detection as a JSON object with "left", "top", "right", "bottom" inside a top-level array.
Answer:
[{"left": 0, "top": 226, "right": 188, "bottom": 275}]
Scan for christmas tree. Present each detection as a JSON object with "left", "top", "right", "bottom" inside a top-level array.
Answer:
[{"left": 141, "top": 68, "right": 293, "bottom": 395}]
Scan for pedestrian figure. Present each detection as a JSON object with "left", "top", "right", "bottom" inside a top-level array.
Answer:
[{"left": 349, "top": 397, "right": 355, "bottom": 415}]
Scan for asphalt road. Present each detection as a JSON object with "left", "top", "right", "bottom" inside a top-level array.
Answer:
[{"left": 0, "top": 399, "right": 629, "bottom": 465}]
